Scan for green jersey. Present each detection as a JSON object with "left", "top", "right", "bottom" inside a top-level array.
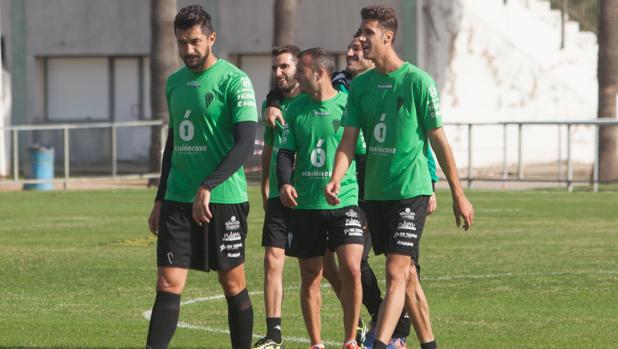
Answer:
[
  {"left": 342, "top": 63, "right": 442, "bottom": 200},
  {"left": 279, "top": 92, "right": 359, "bottom": 209},
  {"left": 262, "top": 94, "right": 303, "bottom": 199},
  {"left": 165, "top": 59, "right": 258, "bottom": 204}
]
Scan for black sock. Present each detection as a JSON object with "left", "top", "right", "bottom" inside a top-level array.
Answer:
[
  {"left": 266, "top": 317, "right": 282, "bottom": 342},
  {"left": 226, "top": 288, "right": 253, "bottom": 349},
  {"left": 372, "top": 339, "right": 388, "bottom": 349},
  {"left": 421, "top": 340, "right": 438, "bottom": 349},
  {"left": 392, "top": 311, "right": 411, "bottom": 338},
  {"left": 145, "top": 291, "right": 181, "bottom": 349}
]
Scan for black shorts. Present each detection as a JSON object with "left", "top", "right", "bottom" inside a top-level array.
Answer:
[
  {"left": 364, "top": 196, "right": 429, "bottom": 262},
  {"left": 286, "top": 206, "right": 365, "bottom": 259},
  {"left": 358, "top": 201, "right": 373, "bottom": 262},
  {"left": 157, "top": 200, "right": 249, "bottom": 272},
  {"left": 261, "top": 197, "right": 292, "bottom": 249}
]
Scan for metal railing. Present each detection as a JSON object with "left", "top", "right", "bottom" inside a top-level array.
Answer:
[
  {"left": 1, "top": 119, "right": 617, "bottom": 191},
  {"left": 0, "top": 120, "right": 165, "bottom": 189},
  {"left": 447, "top": 119, "right": 618, "bottom": 192}
]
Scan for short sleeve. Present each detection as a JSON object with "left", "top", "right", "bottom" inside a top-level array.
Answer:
[
  {"left": 228, "top": 73, "right": 258, "bottom": 123},
  {"left": 355, "top": 130, "right": 367, "bottom": 155},
  {"left": 341, "top": 86, "right": 362, "bottom": 129},
  {"left": 413, "top": 73, "right": 443, "bottom": 131},
  {"left": 278, "top": 104, "right": 296, "bottom": 151}
]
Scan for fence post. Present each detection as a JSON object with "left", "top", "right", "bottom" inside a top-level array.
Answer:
[
  {"left": 558, "top": 125, "right": 563, "bottom": 182},
  {"left": 467, "top": 123, "right": 473, "bottom": 189},
  {"left": 502, "top": 123, "right": 508, "bottom": 189},
  {"left": 517, "top": 123, "right": 524, "bottom": 180},
  {"left": 63, "top": 128, "right": 70, "bottom": 190},
  {"left": 567, "top": 124, "right": 573, "bottom": 192},
  {"left": 12, "top": 129, "right": 19, "bottom": 181},
  {"left": 593, "top": 124, "right": 599, "bottom": 192},
  {"left": 111, "top": 125, "right": 118, "bottom": 177}
]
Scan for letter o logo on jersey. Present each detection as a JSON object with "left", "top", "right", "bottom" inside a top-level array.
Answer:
[
  {"left": 310, "top": 139, "right": 326, "bottom": 168},
  {"left": 179, "top": 120, "right": 195, "bottom": 141},
  {"left": 373, "top": 113, "right": 387, "bottom": 143}
]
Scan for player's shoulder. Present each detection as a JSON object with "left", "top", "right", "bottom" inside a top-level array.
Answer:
[
  {"left": 217, "top": 59, "right": 251, "bottom": 84},
  {"left": 166, "top": 66, "right": 191, "bottom": 87},
  {"left": 402, "top": 63, "right": 436, "bottom": 87}
]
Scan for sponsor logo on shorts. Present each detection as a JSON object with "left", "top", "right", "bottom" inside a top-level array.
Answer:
[
  {"left": 344, "top": 227, "right": 364, "bottom": 237},
  {"left": 345, "top": 209, "right": 359, "bottom": 218},
  {"left": 399, "top": 207, "right": 416, "bottom": 220},
  {"left": 225, "top": 215, "right": 241, "bottom": 231},
  {"left": 227, "top": 252, "right": 241, "bottom": 258},
  {"left": 396, "top": 241, "right": 414, "bottom": 247},
  {"left": 287, "top": 232, "right": 293, "bottom": 247},
  {"left": 394, "top": 231, "right": 418, "bottom": 239},
  {"left": 167, "top": 252, "right": 174, "bottom": 264},
  {"left": 397, "top": 221, "right": 417, "bottom": 231},
  {"left": 222, "top": 232, "right": 242, "bottom": 242},
  {"left": 345, "top": 218, "right": 362, "bottom": 227}
]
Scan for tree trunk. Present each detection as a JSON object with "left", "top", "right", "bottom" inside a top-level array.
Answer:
[
  {"left": 598, "top": 0, "right": 618, "bottom": 182},
  {"left": 273, "top": 0, "right": 297, "bottom": 47},
  {"left": 148, "top": 0, "right": 178, "bottom": 186}
]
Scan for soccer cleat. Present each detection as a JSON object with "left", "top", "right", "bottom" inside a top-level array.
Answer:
[
  {"left": 309, "top": 344, "right": 325, "bottom": 349},
  {"left": 355, "top": 318, "right": 369, "bottom": 346},
  {"left": 342, "top": 340, "right": 361, "bottom": 349},
  {"left": 253, "top": 336, "right": 284, "bottom": 349},
  {"left": 386, "top": 337, "right": 407, "bottom": 349},
  {"left": 362, "top": 321, "right": 376, "bottom": 349}
]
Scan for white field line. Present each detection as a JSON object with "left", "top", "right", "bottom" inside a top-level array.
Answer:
[{"left": 141, "top": 270, "right": 618, "bottom": 345}]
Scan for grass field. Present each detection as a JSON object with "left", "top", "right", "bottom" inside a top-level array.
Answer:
[{"left": 0, "top": 187, "right": 617, "bottom": 349}]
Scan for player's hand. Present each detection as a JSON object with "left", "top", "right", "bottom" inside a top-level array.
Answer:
[
  {"left": 427, "top": 192, "right": 437, "bottom": 215},
  {"left": 279, "top": 184, "right": 298, "bottom": 208},
  {"left": 324, "top": 180, "right": 341, "bottom": 206},
  {"left": 148, "top": 200, "right": 163, "bottom": 235},
  {"left": 264, "top": 106, "right": 285, "bottom": 128},
  {"left": 192, "top": 186, "right": 213, "bottom": 225},
  {"left": 453, "top": 193, "right": 474, "bottom": 231}
]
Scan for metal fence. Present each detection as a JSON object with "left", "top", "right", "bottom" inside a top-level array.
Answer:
[
  {"left": 1, "top": 119, "right": 617, "bottom": 191},
  {"left": 0, "top": 120, "right": 165, "bottom": 189}
]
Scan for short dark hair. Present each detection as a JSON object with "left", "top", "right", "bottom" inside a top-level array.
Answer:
[
  {"left": 361, "top": 5, "right": 398, "bottom": 42},
  {"left": 271, "top": 44, "right": 301, "bottom": 58},
  {"left": 297, "top": 47, "right": 334, "bottom": 76},
  {"left": 174, "top": 5, "right": 213, "bottom": 34}
]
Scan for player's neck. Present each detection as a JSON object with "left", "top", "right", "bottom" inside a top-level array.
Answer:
[
  {"left": 194, "top": 55, "right": 218, "bottom": 73},
  {"left": 310, "top": 84, "right": 338, "bottom": 102},
  {"left": 282, "top": 84, "right": 301, "bottom": 99},
  {"left": 373, "top": 49, "right": 404, "bottom": 75}
]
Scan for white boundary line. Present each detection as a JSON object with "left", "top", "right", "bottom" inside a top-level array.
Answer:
[{"left": 141, "top": 270, "right": 618, "bottom": 345}]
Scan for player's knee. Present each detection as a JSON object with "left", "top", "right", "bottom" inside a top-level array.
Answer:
[
  {"left": 300, "top": 267, "right": 323, "bottom": 287},
  {"left": 156, "top": 276, "right": 183, "bottom": 293},
  {"left": 264, "top": 248, "right": 285, "bottom": 272}
]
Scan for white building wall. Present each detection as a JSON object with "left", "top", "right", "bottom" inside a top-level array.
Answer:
[{"left": 425, "top": 0, "right": 598, "bottom": 169}]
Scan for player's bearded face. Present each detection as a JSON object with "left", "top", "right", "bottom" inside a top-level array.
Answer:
[
  {"left": 176, "top": 26, "right": 215, "bottom": 71},
  {"left": 272, "top": 53, "right": 298, "bottom": 93}
]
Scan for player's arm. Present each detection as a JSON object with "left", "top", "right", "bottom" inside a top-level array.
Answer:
[
  {"left": 261, "top": 143, "right": 272, "bottom": 211},
  {"left": 428, "top": 127, "right": 474, "bottom": 229},
  {"left": 149, "top": 126, "right": 173, "bottom": 235},
  {"left": 276, "top": 149, "right": 297, "bottom": 208},
  {"left": 427, "top": 145, "right": 438, "bottom": 215},
  {"left": 263, "top": 89, "right": 285, "bottom": 128},
  {"left": 325, "top": 126, "right": 359, "bottom": 205}
]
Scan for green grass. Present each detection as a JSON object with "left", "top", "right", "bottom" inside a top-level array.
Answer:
[{"left": 0, "top": 187, "right": 617, "bottom": 349}]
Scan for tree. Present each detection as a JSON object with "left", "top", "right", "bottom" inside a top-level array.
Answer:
[
  {"left": 598, "top": 0, "right": 618, "bottom": 181},
  {"left": 148, "top": 0, "right": 178, "bottom": 186},
  {"left": 273, "top": 0, "right": 297, "bottom": 47}
]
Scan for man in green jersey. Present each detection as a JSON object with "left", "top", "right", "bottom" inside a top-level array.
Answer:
[
  {"left": 326, "top": 6, "right": 475, "bottom": 349},
  {"left": 277, "top": 48, "right": 365, "bottom": 349},
  {"left": 254, "top": 44, "right": 301, "bottom": 349},
  {"left": 145, "top": 5, "right": 257, "bottom": 349}
]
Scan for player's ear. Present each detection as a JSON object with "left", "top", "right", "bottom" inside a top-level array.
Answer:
[
  {"left": 383, "top": 30, "right": 393, "bottom": 45},
  {"left": 208, "top": 31, "right": 217, "bottom": 46}
]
